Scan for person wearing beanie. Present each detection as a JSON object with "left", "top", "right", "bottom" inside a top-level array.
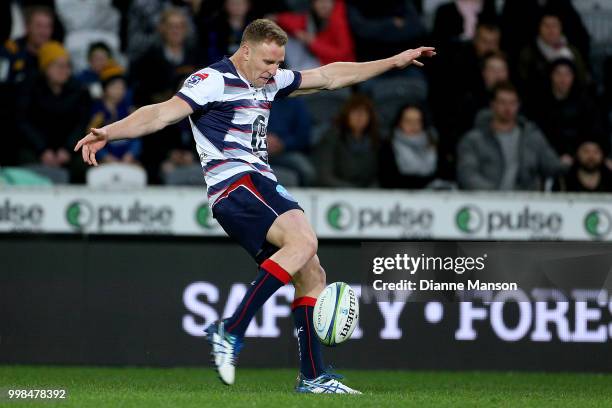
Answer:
[
  {"left": 88, "top": 62, "right": 141, "bottom": 165},
  {"left": 17, "top": 40, "right": 91, "bottom": 181}
]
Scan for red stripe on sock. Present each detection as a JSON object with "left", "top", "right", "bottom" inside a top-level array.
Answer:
[
  {"left": 226, "top": 273, "right": 270, "bottom": 333},
  {"left": 304, "top": 307, "right": 317, "bottom": 378},
  {"left": 261, "top": 259, "right": 292, "bottom": 284},
  {"left": 291, "top": 296, "right": 317, "bottom": 310}
]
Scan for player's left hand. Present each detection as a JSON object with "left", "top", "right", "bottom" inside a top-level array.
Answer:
[{"left": 394, "top": 47, "right": 436, "bottom": 69}]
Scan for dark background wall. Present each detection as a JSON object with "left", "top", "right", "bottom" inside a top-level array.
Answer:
[{"left": 1, "top": 235, "right": 611, "bottom": 372}]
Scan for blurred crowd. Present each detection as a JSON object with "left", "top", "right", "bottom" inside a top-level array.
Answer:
[{"left": 1, "top": 0, "right": 612, "bottom": 193}]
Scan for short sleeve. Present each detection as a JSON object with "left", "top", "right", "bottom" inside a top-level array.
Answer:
[
  {"left": 274, "top": 68, "right": 302, "bottom": 98},
  {"left": 176, "top": 69, "right": 224, "bottom": 111}
]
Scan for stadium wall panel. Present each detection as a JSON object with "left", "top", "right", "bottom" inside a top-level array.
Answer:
[{"left": 1, "top": 235, "right": 611, "bottom": 372}]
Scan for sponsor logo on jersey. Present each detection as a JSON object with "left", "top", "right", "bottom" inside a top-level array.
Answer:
[{"left": 185, "top": 73, "right": 209, "bottom": 88}]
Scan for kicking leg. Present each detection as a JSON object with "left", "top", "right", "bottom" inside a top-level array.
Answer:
[
  {"left": 208, "top": 209, "right": 317, "bottom": 385},
  {"left": 223, "top": 209, "right": 317, "bottom": 338}
]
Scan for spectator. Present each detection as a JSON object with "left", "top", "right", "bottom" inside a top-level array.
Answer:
[
  {"left": 517, "top": 13, "right": 589, "bottom": 101},
  {"left": 17, "top": 41, "right": 91, "bottom": 179},
  {"left": 276, "top": 0, "right": 355, "bottom": 70},
  {"left": 432, "top": 0, "right": 497, "bottom": 47},
  {"left": 127, "top": 0, "right": 181, "bottom": 61},
  {"left": 457, "top": 82, "right": 566, "bottom": 191},
  {"left": 88, "top": 62, "right": 141, "bottom": 165},
  {"left": 130, "top": 7, "right": 199, "bottom": 182},
  {"left": 0, "top": 5, "right": 54, "bottom": 85},
  {"left": 526, "top": 58, "right": 604, "bottom": 160},
  {"left": 500, "top": 0, "right": 590, "bottom": 68},
  {"left": 379, "top": 104, "right": 438, "bottom": 189},
  {"left": 76, "top": 41, "right": 112, "bottom": 98},
  {"left": 346, "top": 0, "right": 426, "bottom": 62},
  {"left": 431, "top": 22, "right": 500, "bottom": 117},
  {"left": 55, "top": 0, "right": 121, "bottom": 73},
  {"left": 197, "top": 0, "right": 255, "bottom": 66},
  {"left": 131, "top": 7, "right": 198, "bottom": 106},
  {"left": 0, "top": 5, "right": 54, "bottom": 165},
  {"left": 267, "top": 97, "right": 316, "bottom": 186},
  {"left": 313, "top": 94, "right": 379, "bottom": 187},
  {"left": 452, "top": 51, "right": 509, "bottom": 138},
  {"left": 448, "top": 23, "right": 501, "bottom": 97},
  {"left": 431, "top": 23, "right": 501, "bottom": 178},
  {"left": 555, "top": 139, "right": 612, "bottom": 193},
  {"left": 159, "top": 121, "right": 198, "bottom": 181}
]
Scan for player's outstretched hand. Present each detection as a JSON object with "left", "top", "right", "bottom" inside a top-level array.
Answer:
[
  {"left": 394, "top": 47, "right": 436, "bottom": 69},
  {"left": 74, "top": 127, "right": 109, "bottom": 166}
]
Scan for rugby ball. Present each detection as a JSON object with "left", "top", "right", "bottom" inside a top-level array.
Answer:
[{"left": 313, "top": 282, "right": 359, "bottom": 346}]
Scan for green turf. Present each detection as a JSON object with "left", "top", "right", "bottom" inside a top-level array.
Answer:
[{"left": 1, "top": 366, "right": 611, "bottom": 407}]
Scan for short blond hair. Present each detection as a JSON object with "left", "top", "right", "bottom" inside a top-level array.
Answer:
[{"left": 241, "top": 19, "right": 288, "bottom": 46}]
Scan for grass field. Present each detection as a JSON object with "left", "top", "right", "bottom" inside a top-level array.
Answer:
[{"left": 1, "top": 366, "right": 611, "bottom": 407}]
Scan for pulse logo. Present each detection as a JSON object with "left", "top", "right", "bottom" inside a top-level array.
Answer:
[
  {"left": 195, "top": 203, "right": 216, "bottom": 229},
  {"left": 65, "top": 200, "right": 94, "bottom": 229},
  {"left": 327, "top": 202, "right": 354, "bottom": 231},
  {"left": 584, "top": 209, "right": 612, "bottom": 239},
  {"left": 455, "top": 205, "right": 483, "bottom": 233}
]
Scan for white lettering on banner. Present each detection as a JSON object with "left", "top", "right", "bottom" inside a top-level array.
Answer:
[
  {"left": 572, "top": 290, "right": 607, "bottom": 342},
  {"left": 531, "top": 289, "right": 571, "bottom": 342},
  {"left": 182, "top": 283, "right": 611, "bottom": 343},
  {"left": 455, "top": 302, "right": 488, "bottom": 340},
  {"left": 377, "top": 301, "right": 406, "bottom": 339},
  {"left": 490, "top": 291, "right": 532, "bottom": 341},
  {"left": 456, "top": 289, "right": 611, "bottom": 343},
  {"left": 182, "top": 282, "right": 219, "bottom": 337}
]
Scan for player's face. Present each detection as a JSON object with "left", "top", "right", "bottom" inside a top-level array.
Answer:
[{"left": 246, "top": 41, "right": 285, "bottom": 88}]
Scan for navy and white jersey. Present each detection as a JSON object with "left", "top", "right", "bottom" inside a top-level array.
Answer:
[{"left": 176, "top": 57, "right": 302, "bottom": 205}]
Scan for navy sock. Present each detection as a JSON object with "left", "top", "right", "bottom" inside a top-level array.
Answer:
[
  {"left": 224, "top": 259, "right": 292, "bottom": 338},
  {"left": 292, "top": 297, "right": 325, "bottom": 379}
]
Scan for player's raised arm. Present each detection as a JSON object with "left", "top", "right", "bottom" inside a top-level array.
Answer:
[
  {"left": 74, "top": 96, "right": 193, "bottom": 166},
  {"left": 292, "top": 46, "right": 436, "bottom": 96}
]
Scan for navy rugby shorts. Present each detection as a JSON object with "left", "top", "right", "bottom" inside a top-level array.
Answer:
[{"left": 212, "top": 172, "right": 302, "bottom": 264}]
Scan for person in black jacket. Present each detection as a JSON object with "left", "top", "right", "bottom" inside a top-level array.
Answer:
[
  {"left": 525, "top": 58, "right": 604, "bottom": 161},
  {"left": 129, "top": 7, "right": 200, "bottom": 182},
  {"left": 17, "top": 41, "right": 91, "bottom": 179},
  {"left": 554, "top": 138, "right": 612, "bottom": 193}
]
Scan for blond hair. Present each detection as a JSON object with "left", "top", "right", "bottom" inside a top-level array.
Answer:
[{"left": 241, "top": 19, "right": 288, "bottom": 46}]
